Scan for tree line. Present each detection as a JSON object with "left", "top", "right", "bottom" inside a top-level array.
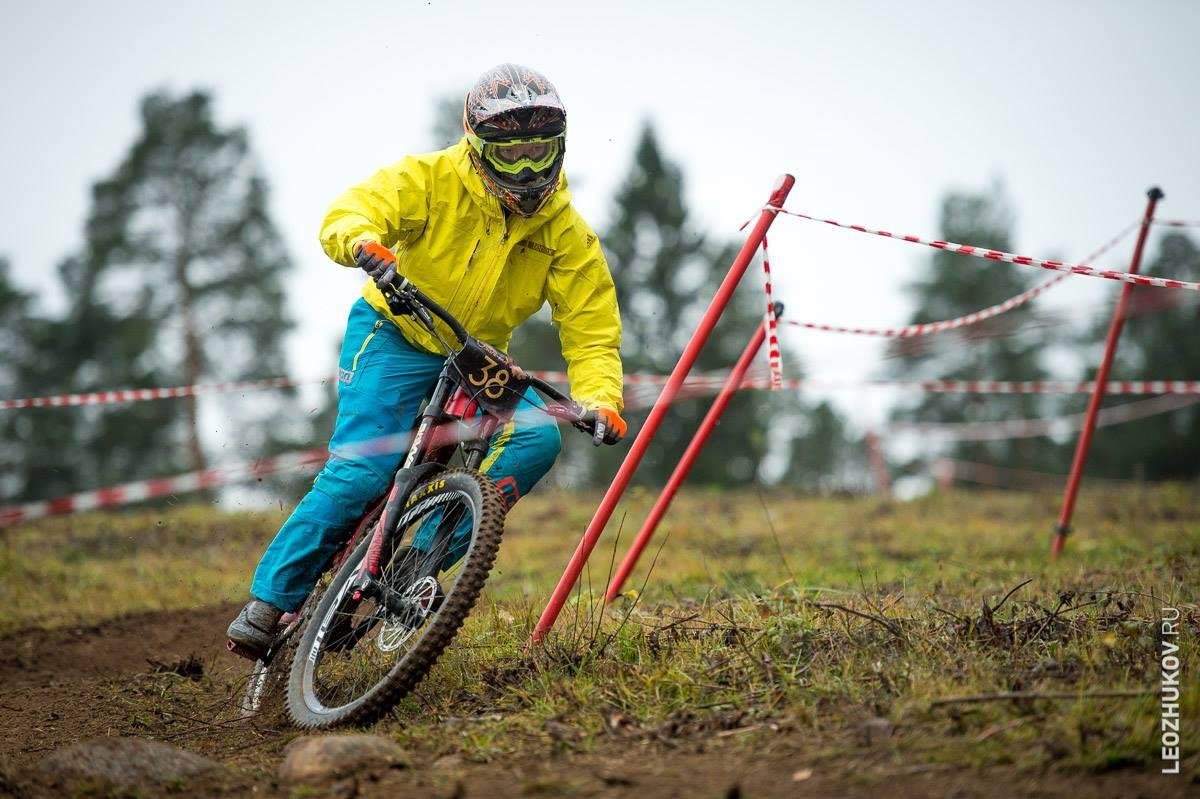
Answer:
[{"left": 2, "top": 88, "right": 1196, "bottom": 508}]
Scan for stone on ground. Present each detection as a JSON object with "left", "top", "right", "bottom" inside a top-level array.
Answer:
[
  {"left": 35, "top": 737, "right": 222, "bottom": 789},
  {"left": 279, "top": 734, "right": 411, "bottom": 783}
]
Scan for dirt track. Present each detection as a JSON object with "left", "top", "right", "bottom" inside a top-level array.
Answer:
[
  {"left": 0, "top": 607, "right": 1189, "bottom": 798},
  {"left": 0, "top": 606, "right": 240, "bottom": 765}
]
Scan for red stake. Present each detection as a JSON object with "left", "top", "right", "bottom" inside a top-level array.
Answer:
[
  {"left": 1052, "top": 187, "right": 1163, "bottom": 558},
  {"left": 531, "top": 174, "right": 796, "bottom": 644},
  {"left": 864, "top": 430, "right": 892, "bottom": 498},
  {"left": 603, "top": 309, "right": 778, "bottom": 603}
]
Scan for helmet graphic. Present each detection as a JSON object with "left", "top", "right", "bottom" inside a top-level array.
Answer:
[{"left": 463, "top": 63, "right": 566, "bottom": 217}]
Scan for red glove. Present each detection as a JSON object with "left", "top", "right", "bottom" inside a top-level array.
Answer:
[{"left": 585, "top": 407, "right": 627, "bottom": 446}]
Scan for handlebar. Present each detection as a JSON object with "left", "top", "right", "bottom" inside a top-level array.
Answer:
[
  {"left": 379, "top": 273, "right": 597, "bottom": 435},
  {"left": 529, "top": 375, "right": 604, "bottom": 441},
  {"left": 528, "top": 376, "right": 587, "bottom": 425},
  {"left": 380, "top": 278, "right": 471, "bottom": 344}
]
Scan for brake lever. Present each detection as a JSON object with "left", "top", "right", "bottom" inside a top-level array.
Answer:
[
  {"left": 382, "top": 278, "right": 436, "bottom": 332},
  {"left": 413, "top": 304, "right": 436, "bottom": 331}
]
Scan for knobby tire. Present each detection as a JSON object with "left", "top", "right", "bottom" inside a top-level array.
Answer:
[{"left": 285, "top": 469, "right": 505, "bottom": 728}]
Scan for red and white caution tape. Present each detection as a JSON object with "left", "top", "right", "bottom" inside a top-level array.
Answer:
[
  {"left": 0, "top": 376, "right": 314, "bottom": 410},
  {"left": 7, "top": 369, "right": 1200, "bottom": 415},
  {"left": 896, "top": 379, "right": 1200, "bottom": 395},
  {"left": 786, "top": 277, "right": 1067, "bottom": 338},
  {"left": 600, "top": 373, "right": 1200, "bottom": 395},
  {"left": 890, "top": 393, "right": 1198, "bottom": 441},
  {"left": 761, "top": 235, "right": 782, "bottom": 388},
  {"left": 0, "top": 448, "right": 327, "bottom": 529},
  {"left": 0, "top": 369, "right": 758, "bottom": 411},
  {"left": 771, "top": 206, "right": 1200, "bottom": 291},
  {"left": 936, "top": 458, "right": 1135, "bottom": 490},
  {"left": 6, "top": 374, "right": 1199, "bottom": 526},
  {"left": 783, "top": 222, "right": 1139, "bottom": 339},
  {"left": 0, "top": 386, "right": 676, "bottom": 527}
]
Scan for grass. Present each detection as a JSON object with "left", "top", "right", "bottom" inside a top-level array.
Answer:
[{"left": 2, "top": 483, "right": 1197, "bottom": 781}]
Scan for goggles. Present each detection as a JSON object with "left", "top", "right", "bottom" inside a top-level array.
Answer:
[{"left": 478, "top": 135, "right": 563, "bottom": 176}]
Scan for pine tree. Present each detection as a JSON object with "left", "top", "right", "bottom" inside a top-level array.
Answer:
[
  {"left": 890, "top": 184, "right": 1052, "bottom": 474},
  {"left": 783, "top": 401, "right": 868, "bottom": 493},
  {"left": 30, "top": 90, "right": 302, "bottom": 495},
  {"left": 0, "top": 256, "right": 120, "bottom": 502},
  {"left": 430, "top": 94, "right": 465, "bottom": 150},
  {"left": 589, "top": 124, "right": 778, "bottom": 486},
  {"left": 0, "top": 258, "right": 35, "bottom": 499},
  {"left": 1075, "top": 231, "right": 1200, "bottom": 479}
]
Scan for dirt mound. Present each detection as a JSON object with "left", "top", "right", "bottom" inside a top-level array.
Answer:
[
  {"left": 0, "top": 605, "right": 246, "bottom": 772},
  {"left": 0, "top": 604, "right": 237, "bottom": 691}
]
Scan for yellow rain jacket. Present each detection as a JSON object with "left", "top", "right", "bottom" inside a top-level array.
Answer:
[{"left": 320, "top": 138, "right": 623, "bottom": 411}]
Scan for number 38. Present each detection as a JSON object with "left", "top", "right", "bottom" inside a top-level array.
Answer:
[{"left": 467, "top": 356, "right": 511, "bottom": 400}]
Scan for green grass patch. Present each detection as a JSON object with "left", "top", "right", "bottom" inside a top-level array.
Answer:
[{"left": 2, "top": 484, "right": 1197, "bottom": 777}]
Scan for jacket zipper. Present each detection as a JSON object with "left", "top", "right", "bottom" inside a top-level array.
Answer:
[{"left": 460, "top": 225, "right": 511, "bottom": 337}]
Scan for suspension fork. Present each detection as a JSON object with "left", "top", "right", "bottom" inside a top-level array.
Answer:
[
  {"left": 462, "top": 415, "right": 500, "bottom": 471},
  {"left": 404, "top": 378, "right": 455, "bottom": 469}
]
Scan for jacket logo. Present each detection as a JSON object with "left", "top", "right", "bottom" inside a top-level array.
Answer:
[{"left": 521, "top": 240, "right": 555, "bottom": 257}]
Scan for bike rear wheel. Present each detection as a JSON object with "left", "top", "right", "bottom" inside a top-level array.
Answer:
[{"left": 286, "top": 469, "right": 505, "bottom": 728}]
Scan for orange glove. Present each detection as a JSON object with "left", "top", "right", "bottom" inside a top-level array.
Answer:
[
  {"left": 354, "top": 241, "right": 398, "bottom": 288},
  {"left": 585, "top": 407, "right": 627, "bottom": 446}
]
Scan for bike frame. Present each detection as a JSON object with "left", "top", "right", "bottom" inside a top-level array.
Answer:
[{"left": 345, "top": 277, "right": 585, "bottom": 606}]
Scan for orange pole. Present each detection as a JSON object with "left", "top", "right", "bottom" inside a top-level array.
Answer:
[
  {"left": 1052, "top": 187, "right": 1163, "bottom": 558},
  {"left": 864, "top": 430, "right": 892, "bottom": 498},
  {"left": 531, "top": 175, "right": 796, "bottom": 644},
  {"left": 603, "top": 309, "right": 778, "bottom": 603}
]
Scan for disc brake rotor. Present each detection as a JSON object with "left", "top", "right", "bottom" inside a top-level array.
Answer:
[{"left": 377, "top": 576, "right": 441, "bottom": 652}]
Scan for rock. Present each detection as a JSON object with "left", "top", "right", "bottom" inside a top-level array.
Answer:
[
  {"left": 330, "top": 776, "right": 359, "bottom": 798},
  {"left": 433, "top": 754, "right": 465, "bottom": 770},
  {"left": 544, "top": 719, "right": 583, "bottom": 743},
  {"left": 279, "top": 734, "right": 411, "bottom": 783},
  {"left": 36, "top": 737, "right": 222, "bottom": 789},
  {"left": 858, "top": 716, "right": 894, "bottom": 746}
]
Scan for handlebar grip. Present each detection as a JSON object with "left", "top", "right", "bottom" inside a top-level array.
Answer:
[{"left": 591, "top": 417, "right": 606, "bottom": 447}]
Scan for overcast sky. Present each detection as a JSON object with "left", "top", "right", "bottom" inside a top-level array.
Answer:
[{"left": 3, "top": 0, "right": 1198, "bottom": 437}]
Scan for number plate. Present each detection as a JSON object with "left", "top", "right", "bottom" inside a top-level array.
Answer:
[{"left": 448, "top": 338, "right": 531, "bottom": 416}]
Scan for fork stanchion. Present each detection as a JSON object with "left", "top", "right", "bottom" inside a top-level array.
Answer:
[
  {"left": 602, "top": 307, "right": 780, "bottom": 603},
  {"left": 1051, "top": 186, "right": 1164, "bottom": 559},
  {"left": 530, "top": 174, "right": 796, "bottom": 644}
]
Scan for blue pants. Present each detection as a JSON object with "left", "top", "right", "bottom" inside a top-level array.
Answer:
[{"left": 251, "top": 298, "right": 562, "bottom": 611}]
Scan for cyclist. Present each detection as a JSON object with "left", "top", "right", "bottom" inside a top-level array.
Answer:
[{"left": 228, "top": 63, "right": 627, "bottom": 658}]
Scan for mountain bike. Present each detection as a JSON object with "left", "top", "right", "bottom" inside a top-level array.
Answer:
[{"left": 236, "top": 275, "right": 607, "bottom": 729}]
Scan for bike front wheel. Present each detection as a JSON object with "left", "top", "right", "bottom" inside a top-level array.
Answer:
[{"left": 286, "top": 469, "right": 505, "bottom": 728}]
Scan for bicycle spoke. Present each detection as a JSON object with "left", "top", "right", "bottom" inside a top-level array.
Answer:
[{"left": 306, "top": 493, "right": 475, "bottom": 711}]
